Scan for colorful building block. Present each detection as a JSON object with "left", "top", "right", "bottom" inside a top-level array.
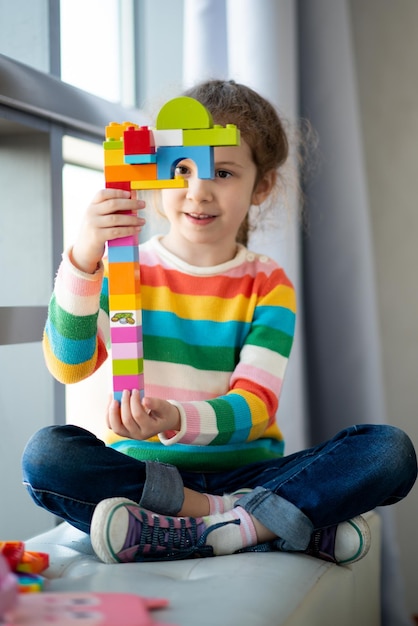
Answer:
[
  {"left": 152, "top": 128, "right": 183, "bottom": 147},
  {"left": 0, "top": 543, "right": 24, "bottom": 572},
  {"left": 130, "top": 178, "right": 187, "bottom": 190},
  {"left": 104, "top": 97, "right": 240, "bottom": 401},
  {"left": 183, "top": 124, "right": 240, "bottom": 146},
  {"left": 156, "top": 96, "right": 213, "bottom": 129},
  {"left": 104, "top": 148, "right": 125, "bottom": 166},
  {"left": 16, "top": 552, "right": 49, "bottom": 575},
  {"left": 104, "top": 163, "right": 157, "bottom": 183},
  {"left": 105, "top": 121, "right": 137, "bottom": 140},
  {"left": 124, "top": 153, "right": 157, "bottom": 164},
  {"left": 17, "top": 572, "right": 45, "bottom": 593},
  {"left": 156, "top": 145, "right": 214, "bottom": 180},
  {"left": 123, "top": 125, "right": 155, "bottom": 155}
]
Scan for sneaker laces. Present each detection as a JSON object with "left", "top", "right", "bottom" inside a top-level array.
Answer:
[{"left": 127, "top": 510, "right": 240, "bottom": 561}]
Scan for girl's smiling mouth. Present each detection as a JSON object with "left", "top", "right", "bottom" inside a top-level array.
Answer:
[{"left": 185, "top": 212, "right": 217, "bottom": 224}]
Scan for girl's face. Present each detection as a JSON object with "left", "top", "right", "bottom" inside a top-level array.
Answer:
[{"left": 160, "top": 139, "right": 273, "bottom": 266}]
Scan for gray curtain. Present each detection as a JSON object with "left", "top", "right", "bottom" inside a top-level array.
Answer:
[
  {"left": 183, "top": 1, "right": 411, "bottom": 623},
  {"left": 298, "top": 2, "right": 411, "bottom": 624}
]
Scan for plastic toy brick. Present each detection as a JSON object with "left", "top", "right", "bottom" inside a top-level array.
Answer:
[
  {"left": 110, "top": 325, "right": 142, "bottom": 344},
  {"left": 113, "top": 373, "right": 144, "bottom": 394},
  {"left": 109, "top": 293, "right": 142, "bottom": 311},
  {"left": 16, "top": 572, "right": 44, "bottom": 593},
  {"left": 104, "top": 163, "right": 157, "bottom": 183},
  {"left": 130, "top": 178, "right": 188, "bottom": 190},
  {"left": 152, "top": 128, "right": 183, "bottom": 147},
  {"left": 183, "top": 124, "right": 240, "bottom": 146},
  {"left": 104, "top": 148, "right": 125, "bottom": 166},
  {"left": 105, "top": 121, "right": 137, "bottom": 140},
  {"left": 103, "top": 138, "right": 124, "bottom": 150},
  {"left": 124, "top": 153, "right": 157, "bottom": 164},
  {"left": 156, "top": 96, "right": 213, "bottom": 129},
  {"left": 108, "top": 243, "right": 140, "bottom": 264},
  {"left": 0, "top": 543, "right": 24, "bottom": 573},
  {"left": 108, "top": 261, "right": 141, "bottom": 295},
  {"left": 104, "top": 96, "right": 240, "bottom": 402},
  {"left": 112, "top": 358, "right": 143, "bottom": 376},
  {"left": 157, "top": 145, "right": 214, "bottom": 179},
  {"left": 108, "top": 233, "right": 139, "bottom": 248},
  {"left": 123, "top": 125, "right": 155, "bottom": 155},
  {"left": 16, "top": 552, "right": 49, "bottom": 575},
  {"left": 105, "top": 181, "right": 131, "bottom": 191},
  {"left": 111, "top": 340, "right": 143, "bottom": 360}
]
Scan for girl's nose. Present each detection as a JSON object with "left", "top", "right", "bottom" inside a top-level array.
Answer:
[{"left": 186, "top": 176, "right": 214, "bottom": 203}]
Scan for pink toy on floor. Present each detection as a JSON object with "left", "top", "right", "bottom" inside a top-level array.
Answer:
[{"left": 0, "top": 554, "right": 18, "bottom": 618}]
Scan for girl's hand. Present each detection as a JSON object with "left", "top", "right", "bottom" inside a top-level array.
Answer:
[
  {"left": 71, "top": 189, "right": 146, "bottom": 274},
  {"left": 107, "top": 389, "right": 181, "bottom": 440}
]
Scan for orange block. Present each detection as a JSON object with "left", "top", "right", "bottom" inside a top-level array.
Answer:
[
  {"left": 108, "top": 262, "right": 141, "bottom": 295},
  {"left": 16, "top": 552, "right": 49, "bottom": 574},
  {"left": 104, "top": 163, "right": 157, "bottom": 183}
]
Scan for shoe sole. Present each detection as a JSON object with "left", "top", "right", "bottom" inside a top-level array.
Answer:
[
  {"left": 91, "top": 497, "right": 136, "bottom": 564},
  {"left": 338, "top": 515, "right": 371, "bottom": 565}
]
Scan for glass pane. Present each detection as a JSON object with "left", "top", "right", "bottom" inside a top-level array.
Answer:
[
  {"left": 60, "top": 0, "right": 121, "bottom": 102},
  {"left": 62, "top": 142, "right": 109, "bottom": 435},
  {"left": 62, "top": 136, "right": 104, "bottom": 248}
]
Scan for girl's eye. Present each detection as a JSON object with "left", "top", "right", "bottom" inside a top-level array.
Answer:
[
  {"left": 216, "top": 169, "right": 232, "bottom": 179},
  {"left": 174, "top": 164, "right": 190, "bottom": 177}
]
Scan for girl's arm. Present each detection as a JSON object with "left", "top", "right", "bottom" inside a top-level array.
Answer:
[
  {"left": 42, "top": 249, "right": 109, "bottom": 384},
  {"left": 43, "top": 189, "right": 145, "bottom": 384}
]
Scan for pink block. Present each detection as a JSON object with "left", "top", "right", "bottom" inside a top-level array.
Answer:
[
  {"left": 113, "top": 374, "right": 144, "bottom": 392},
  {"left": 108, "top": 233, "right": 139, "bottom": 247},
  {"left": 111, "top": 342, "right": 143, "bottom": 359},
  {"left": 111, "top": 326, "right": 143, "bottom": 343}
]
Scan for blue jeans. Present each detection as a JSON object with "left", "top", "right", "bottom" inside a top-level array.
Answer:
[{"left": 22, "top": 423, "right": 416, "bottom": 551}]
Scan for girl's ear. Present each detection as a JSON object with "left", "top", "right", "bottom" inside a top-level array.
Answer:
[{"left": 251, "top": 170, "right": 277, "bottom": 206}]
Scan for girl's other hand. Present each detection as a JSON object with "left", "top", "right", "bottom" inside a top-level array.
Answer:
[
  {"left": 71, "top": 189, "right": 146, "bottom": 274},
  {"left": 106, "top": 389, "right": 181, "bottom": 441}
]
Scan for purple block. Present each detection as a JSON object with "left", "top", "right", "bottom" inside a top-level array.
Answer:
[{"left": 111, "top": 342, "right": 143, "bottom": 359}]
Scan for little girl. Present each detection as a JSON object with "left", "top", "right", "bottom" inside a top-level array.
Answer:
[{"left": 22, "top": 80, "right": 417, "bottom": 565}]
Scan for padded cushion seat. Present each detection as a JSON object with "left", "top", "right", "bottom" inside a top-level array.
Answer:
[{"left": 25, "top": 511, "right": 380, "bottom": 626}]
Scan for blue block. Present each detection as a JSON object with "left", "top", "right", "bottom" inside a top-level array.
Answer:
[
  {"left": 124, "top": 154, "right": 157, "bottom": 164},
  {"left": 156, "top": 145, "right": 214, "bottom": 180},
  {"left": 108, "top": 245, "right": 140, "bottom": 263}
]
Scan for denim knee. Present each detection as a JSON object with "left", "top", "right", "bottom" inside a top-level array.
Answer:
[
  {"left": 362, "top": 423, "right": 417, "bottom": 502},
  {"left": 383, "top": 425, "right": 417, "bottom": 491},
  {"left": 22, "top": 424, "right": 96, "bottom": 487}
]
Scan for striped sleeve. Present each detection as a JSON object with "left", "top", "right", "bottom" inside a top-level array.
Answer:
[
  {"left": 160, "top": 267, "right": 296, "bottom": 447},
  {"left": 42, "top": 250, "right": 109, "bottom": 384}
]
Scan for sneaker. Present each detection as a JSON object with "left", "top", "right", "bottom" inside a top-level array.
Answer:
[
  {"left": 90, "top": 497, "right": 235, "bottom": 564},
  {"left": 306, "top": 515, "right": 371, "bottom": 565}
]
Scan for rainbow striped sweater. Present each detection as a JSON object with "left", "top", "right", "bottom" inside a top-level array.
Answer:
[{"left": 43, "top": 236, "right": 296, "bottom": 471}]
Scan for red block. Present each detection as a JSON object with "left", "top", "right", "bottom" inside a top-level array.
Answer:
[{"left": 124, "top": 125, "right": 156, "bottom": 155}]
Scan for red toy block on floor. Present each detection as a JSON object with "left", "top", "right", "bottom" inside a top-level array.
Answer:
[{"left": 0, "top": 543, "right": 24, "bottom": 573}]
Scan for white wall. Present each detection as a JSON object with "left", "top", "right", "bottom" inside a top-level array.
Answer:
[{"left": 350, "top": 0, "right": 418, "bottom": 616}]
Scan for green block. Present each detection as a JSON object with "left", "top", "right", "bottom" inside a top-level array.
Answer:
[
  {"left": 156, "top": 96, "right": 213, "bottom": 130},
  {"left": 103, "top": 139, "right": 124, "bottom": 150},
  {"left": 112, "top": 358, "right": 144, "bottom": 375},
  {"left": 183, "top": 125, "right": 240, "bottom": 147}
]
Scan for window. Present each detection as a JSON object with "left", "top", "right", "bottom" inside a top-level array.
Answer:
[{"left": 60, "top": 0, "right": 123, "bottom": 103}]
